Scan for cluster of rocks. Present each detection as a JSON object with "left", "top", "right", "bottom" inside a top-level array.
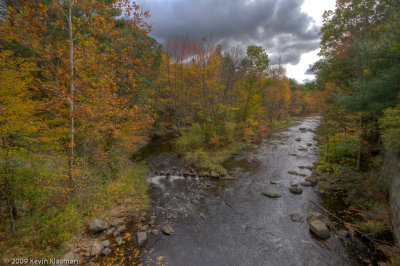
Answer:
[
  {"left": 153, "top": 168, "right": 235, "bottom": 181},
  {"left": 135, "top": 216, "right": 175, "bottom": 247},
  {"left": 85, "top": 218, "right": 128, "bottom": 257}
]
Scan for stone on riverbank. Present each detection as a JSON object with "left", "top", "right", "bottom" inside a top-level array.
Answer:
[
  {"left": 101, "top": 248, "right": 112, "bottom": 256},
  {"left": 89, "top": 219, "right": 107, "bottom": 234},
  {"left": 113, "top": 225, "right": 126, "bottom": 236},
  {"left": 90, "top": 242, "right": 103, "bottom": 257},
  {"left": 115, "top": 236, "right": 123, "bottom": 246},
  {"left": 101, "top": 240, "right": 110, "bottom": 248},
  {"left": 309, "top": 219, "right": 330, "bottom": 239},
  {"left": 137, "top": 232, "right": 147, "bottom": 246}
]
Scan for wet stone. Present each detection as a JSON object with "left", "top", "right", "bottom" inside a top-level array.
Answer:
[
  {"left": 295, "top": 138, "right": 301, "bottom": 142},
  {"left": 290, "top": 214, "right": 304, "bottom": 222},
  {"left": 309, "top": 219, "right": 330, "bottom": 239},
  {"left": 289, "top": 187, "right": 303, "bottom": 194},
  {"left": 261, "top": 192, "right": 281, "bottom": 198},
  {"left": 300, "top": 181, "right": 312, "bottom": 187},
  {"left": 161, "top": 225, "right": 174, "bottom": 235},
  {"left": 270, "top": 181, "right": 278, "bottom": 184}
]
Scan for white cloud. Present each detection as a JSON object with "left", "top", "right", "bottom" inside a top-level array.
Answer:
[{"left": 284, "top": 0, "right": 336, "bottom": 83}]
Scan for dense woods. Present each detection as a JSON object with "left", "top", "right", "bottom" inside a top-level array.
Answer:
[
  {"left": 310, "top": 0, "right": 400, "bottom": 248},
  {"left": 0, "top": 0, "right": 317, "bottom": 259}
]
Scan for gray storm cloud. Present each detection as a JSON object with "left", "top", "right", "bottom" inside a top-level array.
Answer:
[{"left": 139, "top": 0, "right": 320, "bottom": 65}]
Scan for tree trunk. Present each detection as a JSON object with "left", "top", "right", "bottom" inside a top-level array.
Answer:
[
  {"left": 356, "top": 114, "right": 364, "bottom": 172},
  {"left": 68, "top": 1, "right": 75, "bottom": 181}
]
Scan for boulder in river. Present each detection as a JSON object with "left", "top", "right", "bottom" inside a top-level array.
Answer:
[
  {"left": 289, "top": 187, "right": 303, "bottom": 194},
  {"left": 290, "top": 214, "right": 304, "bottom": 222},
  {"left": 161, "top": 225, "right": 174, "bottom": 235},
  {"left": 220, "top": 175, "right": 235, "bottom": 180},
  {"left": 300, "top": 181, "right": 312, "bottom": 187},
  {"left": 295, "top": 137, "right": 301, "bottom": 142},
  {"left": 261, "top": 192, "right": 281, "bottom": 198},
  {"left": 305, "top": 176, "right": 317, "bottom": 185},
  {"left": 288, "top": 171, "right": 298, "bottom": 175},
  {"left": 88, "top": 219, "right": 107, "bottom": 234},
  {"left": 307, "top": 211, "right": 333, "bottom": 229},
  {"left": 298, "top": 147, "right": 308, "bottom": 152},
  {"left": 270, "top": 181, "right": 278, "bottom": 184},
  {"left": 309, "top": 219, "right": 330, "bottom": 239},
  {"left": 137, "top": 232, "right": 147, "bottom": 246}
]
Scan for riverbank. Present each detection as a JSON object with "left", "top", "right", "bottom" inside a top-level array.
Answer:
[
  {"left": 312, "top": 121, "right": 400, "bottom": 263},
  {"left": 0, "top": 149, "right": 150, "bottom": 264}
]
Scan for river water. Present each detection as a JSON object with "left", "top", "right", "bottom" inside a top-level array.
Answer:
[{"left": 137, "top": 116, "right": 357, "bottom": 266}]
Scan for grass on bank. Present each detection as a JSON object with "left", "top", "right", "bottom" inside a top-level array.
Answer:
[
  {"left": 175, "top": 116, "right": 300, "bottom": 175},
  {"left": 0, "top": 159, "right": 149, "bottom": 260}
]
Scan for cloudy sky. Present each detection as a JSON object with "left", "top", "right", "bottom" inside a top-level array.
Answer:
[{"left": 138, "top": 0, "right": 336, "bottom": 83}]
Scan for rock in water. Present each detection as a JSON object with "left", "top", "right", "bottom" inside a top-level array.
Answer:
[
  {"left": 220, "top": 175, "right": 235, "bottom": 180},
  {"left": 300, "top": 181, "right": 312, "bottom": 187},
  {"left": 290, "top": 214, "right": 304, "bottom": 222},
  {"left": 261, "top": 192, "right": 281, "bottom": 198},
  {"left": 151, "top": 229, "right": 159, "bottom": 236},
  {"left": 101, "top": 248, "right": 112, "bottom": 256},
  {"left": 309, "top": 220, "right": 330, "bottom": 239},
  {"left": 89, "top": 219, "right": 107, "bottom": 234},
  {"left": 90, "top": 242, "right": 103, "bottom": 257},
  {"left": 137, "top": 232, "right": 147, "bottom": 246},
  {"left": 295, "top": 137, "right": 301, "bottom": 142},
  {"left": 289, "top": 187, "right": 303, "bottom": 194},
  {"left": 161, "top": 225, "right": 174, "bottom": 235},
  {"left": 270, "top": 181, "right": 278, "bottom": 184}
]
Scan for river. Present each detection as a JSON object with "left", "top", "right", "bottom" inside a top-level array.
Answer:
[{"left": 136, "top": 116, "right": 357, "bottom": 266}]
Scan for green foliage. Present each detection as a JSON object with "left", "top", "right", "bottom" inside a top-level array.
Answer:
[
  {"left": 354, "top": 220, "right": 387, "bottom": 236},
  {"left": 317, "top": 181, "right": 331, "bottom": 191},
  {"left": 176, "top": 123, "right": 204, "bottom": 152},
  {"left": 379, "top": 103, "right": 400, "bottom": 152}
]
